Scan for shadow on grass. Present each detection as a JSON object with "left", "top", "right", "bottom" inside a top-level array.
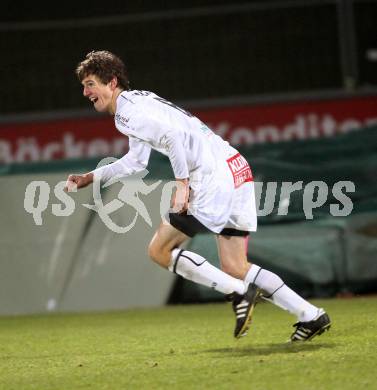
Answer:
[{"left": 203, "top": 342, "right": 335, "bottom": 357}]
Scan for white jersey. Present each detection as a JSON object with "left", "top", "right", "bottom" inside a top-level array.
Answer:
[
  {"left": 94, "top": 90, "right": 238, "bottom": 181},
  {"left": 93, "top": 90, "right": 257, "bottom": 233}
]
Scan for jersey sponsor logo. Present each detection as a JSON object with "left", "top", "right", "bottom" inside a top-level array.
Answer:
[
  {"left": 115, "top": 113, "right": 130, "bottom": 127},
  {"left": 227, "top": 153, "right": 253, "bottom": 188}
]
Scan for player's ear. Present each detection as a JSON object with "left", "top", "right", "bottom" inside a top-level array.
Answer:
[{"left": 110, "top": 77, "right": 118, "bottom": 90}]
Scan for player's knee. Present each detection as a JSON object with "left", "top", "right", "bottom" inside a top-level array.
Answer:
[
  {"left": 147, "top": 241, "right": 170, "bottom": 268},
  {"left": 147, "top": 241, "right": 160, "bottom": 262}
]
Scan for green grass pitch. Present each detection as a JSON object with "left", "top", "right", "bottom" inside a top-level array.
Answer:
[{"left": 0, "top": 297, "right": 376, "bottom": 389}]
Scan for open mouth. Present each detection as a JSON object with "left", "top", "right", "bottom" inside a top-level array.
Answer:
[{"left": 90, "top": 97, "right": 98, "bottom": 103}]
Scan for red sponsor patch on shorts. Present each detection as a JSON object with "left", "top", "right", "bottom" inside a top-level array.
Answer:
[{"left": 227, "top": 153, "right": 253, "bottom": 188}]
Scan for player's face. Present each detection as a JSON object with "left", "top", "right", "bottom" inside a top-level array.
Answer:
[{"left": 81, "top": 75, "right": 114, "bottom": 113}]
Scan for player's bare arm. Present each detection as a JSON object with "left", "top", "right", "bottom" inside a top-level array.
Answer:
[{"left": 64, "top": 172, "right": 94, "bottom": 192}]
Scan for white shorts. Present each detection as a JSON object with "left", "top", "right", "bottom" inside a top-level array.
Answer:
[{"left": 187, "top": 152, "right": 257, "bottom": 234}]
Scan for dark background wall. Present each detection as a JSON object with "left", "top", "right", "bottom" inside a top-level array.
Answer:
[{"left": 1, "top": 0, "right": 376, "bottom": 115}]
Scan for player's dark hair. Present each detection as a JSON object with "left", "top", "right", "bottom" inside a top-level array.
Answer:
[{"left": 76, "top": 50, "right": 131, "bottom": 90}]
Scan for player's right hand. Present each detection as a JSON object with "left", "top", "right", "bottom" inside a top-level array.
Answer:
[
  {"left": 64, "top": 173, "right": 94, "bottom": 192},
  {"left": 172, "top": 178, "right": 190, "bottom": 214}
]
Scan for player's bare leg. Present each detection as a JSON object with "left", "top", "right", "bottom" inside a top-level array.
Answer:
[
  {"left": 148, "top": 221, "right": 248, "bottom": 296},
  {"left": 217, "top": 234, "right": 331, "bottom": 341},
  {"left": 216, "top": 235, "right": 260, "bottom": 338},
  {"left": 216, "top": 235, "right": 251, "bottom": 279},
  {"left": 148, "top": 220, "right": 188, "bottom": 268}
]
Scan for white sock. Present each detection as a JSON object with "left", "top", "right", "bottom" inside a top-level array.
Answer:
[
  {"left": 169, "top": 248, "right": 247, "bottom": 295},
  {"left": 245, "top": 264, "right": 318, "bottom": 322}
]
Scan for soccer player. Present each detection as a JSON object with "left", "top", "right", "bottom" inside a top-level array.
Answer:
[{"left": 65, "top": 50, "right": 331, "bottom": 341}]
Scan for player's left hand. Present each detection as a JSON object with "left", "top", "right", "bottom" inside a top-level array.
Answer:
[{"left": 172, "top": 178, "right": 190, "bottom": 214}]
